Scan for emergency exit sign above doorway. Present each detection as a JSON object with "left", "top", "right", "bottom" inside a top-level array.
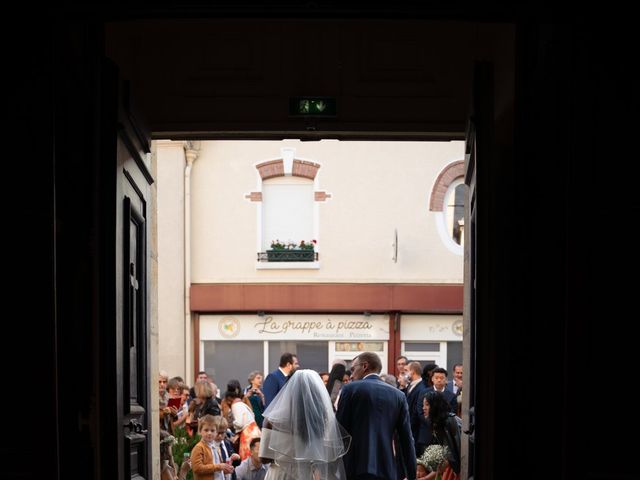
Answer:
[{"left": 289, "top": 97, "right": 337, "bottom": 117}]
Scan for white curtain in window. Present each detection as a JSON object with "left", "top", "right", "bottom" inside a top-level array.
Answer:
[{"left": 262, "top": 183, "right": 314, "bottom": 251}]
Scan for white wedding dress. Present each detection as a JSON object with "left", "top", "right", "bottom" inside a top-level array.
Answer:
[
  {"left": 265, "top": 462, "right": 315, "bottom": 480},
  {"left": 259, "top": 370, "right": 351, "bottom": 480}
]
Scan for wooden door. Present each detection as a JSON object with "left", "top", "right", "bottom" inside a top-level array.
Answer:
[
  {"left": 462, "top": 62, "right": 494, "bottom": 480},
  {"left": 116, "top": 82, "right": 154, "bottom": 479}
]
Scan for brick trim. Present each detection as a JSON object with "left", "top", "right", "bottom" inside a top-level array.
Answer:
[
  {"left": 429, "top": 160, "right": 465, "bottom": 211},
  {"left": 314, "top": 191, "right": 332, "bottom": 201},
  {"left": 256, "top": 159, "right": 284, "bottom": 180},
  {"left": 256, "top": 159, "right": 321, "bottom": 180},
  {"left": 292, "top": 160, "right": 321, "bottom": 179},
  {"left": 244, "top": 192, "right": 262, "bottom": 202}
]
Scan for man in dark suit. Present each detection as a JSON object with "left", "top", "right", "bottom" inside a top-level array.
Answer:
[
  {"left": 446, "top": 363, "right": 463, "bottom": 396},
  {"left": 405, "top": 361, "right": 429, "bottom": 454},
  {"left": 262, "top": 352, "right": 299, "bottom": 407},
  {"left": 426, "top": 367, "right": 458, "bottom": 413},
  {"left": 336, "top": 352, "right": 416, "bottom": 480}
]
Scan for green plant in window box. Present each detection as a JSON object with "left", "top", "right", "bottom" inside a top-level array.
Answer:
[
  {"left": 267, "top": 239, "right": 316, "bottom": 261},
  {"left": 298, "top": 239, "right": 316, "bottom": 250},
  {"left": 270, "top": 239, "right": 287, "bottom": 250}
]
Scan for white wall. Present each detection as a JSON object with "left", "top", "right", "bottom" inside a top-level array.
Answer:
[
  {"left": 188, "top": 139, "right": 464, "bottom": 283},
  {"left": 156, "top": 140, "right": 187, "bottom": 377}
]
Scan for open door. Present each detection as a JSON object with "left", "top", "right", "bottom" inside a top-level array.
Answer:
[
  {"left": 462, "top": 62, "right": 494, "bottom": 480},
  {"left": 115, "top": 79, "right": 154, "bottom": 479}
]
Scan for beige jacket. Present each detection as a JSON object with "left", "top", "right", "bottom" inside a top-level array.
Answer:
[{"left": 191, "top": 440, "right": 227, "bottom": 480}]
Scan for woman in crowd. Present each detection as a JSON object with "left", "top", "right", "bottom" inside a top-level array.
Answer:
[
  {"left": 421, "top": 391, "right": 461, "bottom": 480},
  {"left": 243, "top": 371, "right": 266, "bottom": 428},
  {"left": 187, "top": 380, "right": 221, "bottom": 436},
  {"left": 325, "top": 360, "right": 347, "bottom": 411},
  {"left": 225, "top": 387, "right": 262, "bottom": 460}
]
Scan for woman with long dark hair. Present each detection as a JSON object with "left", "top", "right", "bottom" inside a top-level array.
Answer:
[
  {"left": 421, "top": 391, "right": 461, "bottom": 480},
  {"left": 224, "top": 380, "right": 261, "bottom": 460},
  {"left": 326, "top": 359, "right": 347, "bottom": 410}
]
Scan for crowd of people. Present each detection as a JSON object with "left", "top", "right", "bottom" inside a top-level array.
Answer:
[{"left": 157, "top": 353, "right": 463, "bottom": 480}]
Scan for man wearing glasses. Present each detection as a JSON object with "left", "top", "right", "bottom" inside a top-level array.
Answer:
[{"left": 336, "top": 352, "right": 416, "bottom": 480}]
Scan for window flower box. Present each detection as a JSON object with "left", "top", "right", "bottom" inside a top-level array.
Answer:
[
  {"left": 265, "top": 239, "right": 317, "bottom": 262},
  {"left": 266, "top": 249, "right": 315, "bottom": 262}
]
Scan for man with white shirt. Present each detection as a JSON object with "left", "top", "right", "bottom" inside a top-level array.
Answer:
[
  {"left": 235, "top": 438, "right": 268, "bottom": 480},
  {"left": 395, "top": 355, "right": 409, "bottom": 392},
  {"left": 262, "top": 352, "right": 299, "bottom": 407},
  {"left": 427, "top": 367, "right": 458, "bottom": 413},
  {"left": 447, "top": 363, "right": 463, "bottom": 396}
]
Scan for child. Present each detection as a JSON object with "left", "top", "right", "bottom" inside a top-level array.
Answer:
[
  {"left": 235, "top": 437, "right": 268, "bottom": 480},
  {"left": 416, "top": 459, "right": 430, "bottom": 480},
  {"left": 216, "top": 416, "right": 242, "bottom": 478},
  {"left": 160, "top": 430, "right": 191, "bottom": 480},
  {"left": 191, "top": 415, "right": 236, "bottom": 480}
]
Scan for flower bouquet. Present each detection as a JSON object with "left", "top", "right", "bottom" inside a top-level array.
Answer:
[{"left": 419, "top": 444, "right": 449, "bottom": 480}]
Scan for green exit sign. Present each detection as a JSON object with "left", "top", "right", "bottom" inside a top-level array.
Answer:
[{"left": 289, "top": 97, "right": 337, "bottom": 117}]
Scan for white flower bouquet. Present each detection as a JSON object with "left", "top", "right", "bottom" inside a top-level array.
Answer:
[{"left": 419, "top": 444, "right": 449, "bottom": 479}]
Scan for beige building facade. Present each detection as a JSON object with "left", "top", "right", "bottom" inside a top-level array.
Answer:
[{"left": 156, "top": 139, "right": 464, "bottom": 386}]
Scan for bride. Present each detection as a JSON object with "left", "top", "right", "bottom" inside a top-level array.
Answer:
[{"left": 259, "top": 369, "right": 351, "bottom": 479}]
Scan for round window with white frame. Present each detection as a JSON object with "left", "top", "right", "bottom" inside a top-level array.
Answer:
[
  {"left": 445, "top": 179, "right": 465, "bottom": 246},
  {"left": 431, "top": 161, "right": 465, "bottom": 255}
]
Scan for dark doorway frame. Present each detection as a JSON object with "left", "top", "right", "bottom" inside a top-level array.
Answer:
[{"left": 9, "top": 5, "right": 637, "bottom": 480}]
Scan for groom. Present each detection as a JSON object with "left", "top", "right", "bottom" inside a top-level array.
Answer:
[
  {"left": 336, "top": 352, "right": 416, "bottom": 480},
  {"left": 262, "top": 352, "right": 299, "bottom": 407}
]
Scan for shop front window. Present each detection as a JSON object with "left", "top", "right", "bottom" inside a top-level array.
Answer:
[
  {"left": 268, "top": 341, "right": 328, "bottom": 373},
  {"left": 204, "top": 341, "right": 264, "bottom": 391}
]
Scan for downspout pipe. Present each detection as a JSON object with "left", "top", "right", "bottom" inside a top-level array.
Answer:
[{"left": 183, "top": 141, "right": 199, "bottom": 385}]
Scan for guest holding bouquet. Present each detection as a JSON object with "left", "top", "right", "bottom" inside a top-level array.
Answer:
[{"left": 421, "top": 391, "right": 461, "bottom": 480}]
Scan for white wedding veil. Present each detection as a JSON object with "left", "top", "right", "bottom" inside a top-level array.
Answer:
[{"left": 260, "top": 369, "right": 351, "bottom": 479}]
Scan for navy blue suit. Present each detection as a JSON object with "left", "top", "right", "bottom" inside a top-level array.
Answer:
[
  {"left": 262, "top": 368, "right": 287, "bottom": 407},
  {"left": 406, "top": 380, "right": 429, "bottom": 451},
  {"left": 336, "top": 375, "right": 416, "bottom": 480},
  {"left": 220, "top": 437, "right": 241, "bottom": 480},
  {"left": 446, "top": 379, "right": 461, "bottom": 396}
]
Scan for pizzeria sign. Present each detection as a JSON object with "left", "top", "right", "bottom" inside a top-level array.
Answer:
[{"left": 200, "top": 314, "right": 390, "bottom": 341}]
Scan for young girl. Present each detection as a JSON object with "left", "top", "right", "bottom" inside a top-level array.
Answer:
[
  {"left": 160, "top": 431, "right": 191, "bottom": 480},
  {"left": 416, "top": 460, "right": 430, "bottom": 480},
  {"left": 190, "top": 415, "right": 236, "bottom": 480}
]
